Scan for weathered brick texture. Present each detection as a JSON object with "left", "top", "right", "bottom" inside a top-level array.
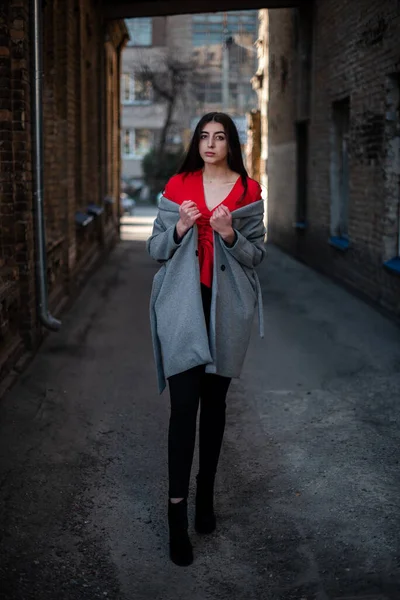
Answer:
[
  {"left": 0, "top": 0, "right": 31, "bottom": 376},
  {"left": 266, "top": 1, "right": 400, "bottom": 318},
  {"left": 43, "top": 0, "right": 125, "bottom": 301},
  {"left": 0, "top": 0, "right": 127, "bottom": 387}
]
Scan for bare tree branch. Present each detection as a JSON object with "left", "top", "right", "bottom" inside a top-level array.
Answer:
[
  {"left": 130, "top": 51, "right": 199, "bottom": 200},
  {"left": 134, "top": 52, "right": 198, "bottom": 160}
]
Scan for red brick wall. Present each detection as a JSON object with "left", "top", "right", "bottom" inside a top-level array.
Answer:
[
  {"left": 0, "top": 0, "right": 126, "bottom": 388},
  {"left": 42, "top": 0, "right": 121, "bottom": 300},
  {"left": 267, "top": 2, "right": 400, "bottom": 318},
  {"left": 0, "top": 0, "right": 33, "bottom": 374}
]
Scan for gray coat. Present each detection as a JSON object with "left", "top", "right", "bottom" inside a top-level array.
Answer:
[{"left": 147, "top": 197, "right": 266, "bottom": 394}]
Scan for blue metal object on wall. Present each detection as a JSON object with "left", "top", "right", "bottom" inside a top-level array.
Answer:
[
  {"left": 384, "top": 257, "right": 400, "bottom": 275},
  {"left": 329, "top": 236, "right": 350, "bottom": 251},
  {"left": 75, "top": 212, "right": 94, "bottom": 227},
  {"left": 87, "top": 204, "right": 104, "bottom": 217}
]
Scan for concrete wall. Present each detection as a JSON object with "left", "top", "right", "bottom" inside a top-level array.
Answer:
[
  {"left": 0, "top": 0, "right": 126, "bottom": 388},
  {"left": 265, "top": 2, "right": 400, "bottom": 318}
]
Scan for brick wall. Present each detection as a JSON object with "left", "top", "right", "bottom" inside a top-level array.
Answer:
[
  {"left": 0, "top": 0, "right": 127, "bottom": 389},
  {"left": 42, "top": 0, "right": 126, "bottom": 304},
  {"left": 266, "top": 2, "right": 400, "bottom": 318},
  {"left": 0, "top": 0, "right": 32, "bottom": 377}
]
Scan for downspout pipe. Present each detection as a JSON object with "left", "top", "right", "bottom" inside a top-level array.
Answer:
[{"left": 30, "top": 0, "right": 61, "bottom": 331}]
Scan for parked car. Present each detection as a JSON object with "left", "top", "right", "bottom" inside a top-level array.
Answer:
[{"left": 120, "top": 193, "right": 136, "bottom": 216}]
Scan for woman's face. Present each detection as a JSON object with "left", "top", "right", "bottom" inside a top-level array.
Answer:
[{"left": 199, "top": 121, "right": 229, "bottom": 166}]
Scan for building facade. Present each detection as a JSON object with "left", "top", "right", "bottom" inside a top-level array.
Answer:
[
  {"left": 121, "top": 11, "right": 260, "bottom": 195},
  {"left": 0, "top": 0, "right": 127, "bottom": 390},
  {"left": 192, "top": 11, "right": 259, "bottom": 118},
  {"left": 191, "top": 10, "right": 259, "bottom": 150},
  {"left": 252, "top": 3, "right": 400, "bottom": 319},
  {"left": 120, "top": 15, "right": 193, "bottom": 194}
]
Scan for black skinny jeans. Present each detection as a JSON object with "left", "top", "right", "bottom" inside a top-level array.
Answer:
[{"left": 168, "top": 284, "right": 231, "bottom": 499}]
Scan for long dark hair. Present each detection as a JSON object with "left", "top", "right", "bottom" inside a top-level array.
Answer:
[{"left": 178, "top": 112, "right": 249, "bottom": 203}]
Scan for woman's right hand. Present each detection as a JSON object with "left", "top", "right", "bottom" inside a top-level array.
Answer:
[{"left": 176, "top": 201, "right": 201, "bottom": 240}]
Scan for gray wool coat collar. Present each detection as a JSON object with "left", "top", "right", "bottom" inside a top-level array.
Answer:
[{"left": 147, "top": 197, "right": 266, "bottom": 394}]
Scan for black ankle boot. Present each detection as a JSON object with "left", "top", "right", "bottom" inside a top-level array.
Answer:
[
  {"left": 195, "top": 476, "right": 216, "bottom": 535},
  {"left": 168, "top": 499, "right": 193, "bottom": 566}
]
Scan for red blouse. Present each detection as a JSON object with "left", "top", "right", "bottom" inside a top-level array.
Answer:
[{"left": 164, "top": 170, "right": 262, "bottom": 288}]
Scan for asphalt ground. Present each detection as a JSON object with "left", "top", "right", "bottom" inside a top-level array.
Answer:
[{"left": 0, "top": 211, "right": 399, "bottom": 600}]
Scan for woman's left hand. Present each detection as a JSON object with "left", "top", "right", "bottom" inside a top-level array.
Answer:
[{"left": 210, "top": 205, "right": 235, "bottom": 244}]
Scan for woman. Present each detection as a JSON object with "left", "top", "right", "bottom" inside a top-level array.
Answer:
[{"left": 147, "top": 112, "right": 266, "bottom": 567}]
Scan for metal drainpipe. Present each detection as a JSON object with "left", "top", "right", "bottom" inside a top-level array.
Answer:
[{"left": 30, "top": 0, "right": 61, "bottom": 331}]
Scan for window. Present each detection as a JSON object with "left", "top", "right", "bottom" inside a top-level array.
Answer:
[
  {"left": 192, "top": 11, "right": 258, "bottom": 48},
  {"left": 229, "top": 83, "right": 238, "bottom": 101},
  {"left": 193, "top": 30, "right": 222, "bottom": 47},
  {"left": 194, "top": 81, "right": 222, "bottom": 105},
  {"left": 227, "top": 12, "right": 258, "bottom": 33},
  {"left": 123, "top": 129, "right": 134, "bottom": 157},
  {"left": 122, "top": 129, "right": 153, "bottom": 158},
  {"left": 330, "top": 98, "right": 350, "bottom": 248},
  {"left": 207, "top": 83, "right": 222, "bottom": 104},
  {"left": 194, "top": 81, "right": 206, "bottom": 104},
  {"left": 125, "top": 18, "right": 152, "bottom": 46},
  {"left": 121, "top": 74, "right": 134, "bottom": 103},
  {"left": 121, "top": 73, "right": 152, "bottom": 104},
  {"left": 133, "top": 77, "right": 152, "bottom": 103},
  {"left": 135, "top": 129, "right": 153, "bottom": 157}
]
